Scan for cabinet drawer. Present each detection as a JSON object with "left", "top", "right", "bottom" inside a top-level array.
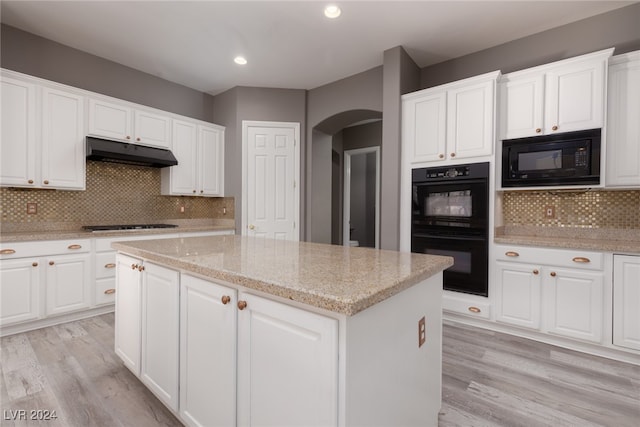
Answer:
[
  {"left": 96, "top": 252, "right": 117, "bottom": 279},
  {"left": 443, "top": 294, "right": 491, "bottom": 319},
  {"left": 1, "top": 239, "right": 90, "bottom": 259},
  {"left": 96, "top": 277, "right": 116, "bottom": 306},
  {"left": 495, "top": 245, "right": 604, "bottom": 270}
]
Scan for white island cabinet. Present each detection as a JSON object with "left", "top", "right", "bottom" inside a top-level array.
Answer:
[{"left": 114, "top": 235, "right": 452, "bottom": 427}]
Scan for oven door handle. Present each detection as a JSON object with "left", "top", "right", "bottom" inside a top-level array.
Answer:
[{"left": 413, "top": 233, "right": 486, "bottom": 242}]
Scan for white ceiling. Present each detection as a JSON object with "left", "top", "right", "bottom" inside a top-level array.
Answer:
[{"left": 1, "top": 1, "right": 634, "bottom": 95}]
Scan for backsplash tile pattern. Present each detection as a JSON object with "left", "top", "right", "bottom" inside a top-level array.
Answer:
[
  {"left": 1, "top": 161, "right": 234, "bottom": 230},
  {"left": 503, "top": 190, "right": 640, "bottom": 229}
]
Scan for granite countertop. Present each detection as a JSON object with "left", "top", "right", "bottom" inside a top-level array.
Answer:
[
  {"left": 113, "top": 235, "right": 453, "bottom": 316},
  {"left": 495, "top": 226, "right": 640, "bottom": 254},
  {"left": 0, "top": 220, "right": 236, "bottom": 243}
]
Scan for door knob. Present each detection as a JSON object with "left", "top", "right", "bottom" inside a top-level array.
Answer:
[
  {"left": 221, "top": 295, "right": 231, "bottom": 305},
  {"left": 249, "top": 224, "right": 255, "bottom": 230},
  {"left": 238, "top": 300, "right": 247, "bottom": 310}
]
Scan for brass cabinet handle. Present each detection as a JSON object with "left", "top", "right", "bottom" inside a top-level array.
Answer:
[
  {"left": 105, "top": 263, "right": 116, "bottom": 269},
  {"left": 535, "top": 128, "right": 542, "bottom": 133},
  {"left": 28, "top": 179, "right": 34, "bottom": 184},
  {"left": 49, "top": 261, "right": 55, "bottom": 266},
  {"left": 572, "top": 257, "right": 590, "bottom": 263},
  {"left": 468, "top": 306, "right": 481, "bottom": 313},
  {"left": 552, "top": 125, "right": 558, "bottom": 131},
  {"left": 104, "top": 289, "right": 116, "bottom": 295},
  {"left": 221, "top": 295, "right": 231, "bottom": 305},
  {"left": 131, "top": 263, "right": 137, "bottom": 270},
  {"left": 450, "top": 153, "right": 456, "bottom": 158},
  {"left": 0, "top": 249, "right": 16, "bottom": 255},
  {"left": 533, "top": 269, "right": 539, "bottom": 275},
  {"left": 68, "top": 244, "right": 82, "bottom": 250},
  {"left": 138, "top": 265, "right": 145, "bottom": 272},
  {"left": 550, "top": 271, "right": 557, "bottom": 277},
  {"left": 505, "top": 251, "right": 519, "bottom": 257},
  {"left": 237, "top": 300, "right": 248, "bottom": 310},
  {"left": 43, "top": 180, "right": 49, "bottom": 185},
  {"left": 32, "top": 262, "right": 38, "bottom": 267}
]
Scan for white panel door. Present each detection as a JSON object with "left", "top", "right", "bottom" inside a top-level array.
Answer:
[
  {"left": 545, "top": 268, "right": 604, "bottom": 343},
  {"left": 0, "top": 258, "right": 40, "bottom": 326},
  {"left": 244, "top": 121, "right": 299, "bottom": 240},
  {"left": 180, "top": 275, "right": 237, "bottom": 427},
  {"left": 45, "top": 253, "right": 91, "bottom": 316},
  {"left": 237, "top": 292, "right": 338, "bottom": 427},
  {"left": 140, "top": 262, "right": 180, "bottom": 411},
  {"left": 199, "top": 125, "right": 224, "bottom": 196},
  {"left": 169, "top": 119, "right": 199, "bottom": 195},
  {"left": 498, "top": 74, "right": 545, "bottom": 140},
  {"left": 407, "top": 92, "right": 447, "bottom": 163},
  {"left": 41, "top": 87, "right": 85, "bottom": 190},
  {"left": 613, "top": 255, "right": 640, "bottom": 351},
  {"left": 115, "top": 254, "right": 142, "bottom": 375},
  {"left": 1, "top": 76, "right": 37, "bottom": 187},
  {"left": 495, "top": 262, "right": 542, "bottom": 330},
  {"left": 134, "top": 109, "right": 171, "bottom": 149},
  {"left": 88, "top": 98, "right": 132, "bottom": 141}
]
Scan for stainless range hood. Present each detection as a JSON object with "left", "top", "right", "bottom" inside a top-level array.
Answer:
[{"left": 86, "top": 137, "right": 178, "bottom": 168}]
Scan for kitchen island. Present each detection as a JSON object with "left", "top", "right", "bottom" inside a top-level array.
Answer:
[{"left": 113, "top": 235, "right": 453, "bottom": 427}]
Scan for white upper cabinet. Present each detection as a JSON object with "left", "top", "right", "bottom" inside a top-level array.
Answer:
[
  {"left": 606, "top": 51, "right": 640, "bottom": 188},
  {"left": 161, "top": 121, "right": 224, "bottom": 197},
  {"left": 403, "top": 70, "right": 499, "bottom": 165},
  {"left": 1, "top": 71, "right": 85, "bottom": 190},
  {"left": 88, "top": 98, "right": 171, "bottom": 149},
  {"left": 499, "top": 48, "right": 613, "bottom": 140}
]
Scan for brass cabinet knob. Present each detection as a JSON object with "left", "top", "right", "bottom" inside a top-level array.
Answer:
[
  {"left": 237, "top": 300, "right": 248, "bottom": 310},
  {"left": 468, "top": 306, "right": 481, "bottom": 313},
  {"left": 49, "top": 261, "right": 55, "bottom": 266},
  {"left": 193, "top": 190, "right": 197, "bottom": 193},
  {"left": 126, "top": 136, "right": 131, "bottom": 140},
  {"left": 505, "top": 251, "right": 519, "bottom": 257},
  {"left": 32, "top": 262, "right": 38, "bottom": 267},
  {"left": 136, "top": 137, "right": 141, "bottom": 142},
  {"left": 43, "top": 180, "right": 49, "bottom": 185},
  {"left": 0, "top": 249, "right": 16, "bottom": 255},
  {"left": 138, "top": 265, "right": 145, "bottom": 272},
  {"left": 200, "top": 190, "right": 204, "bottom": 194},
  {"left": 450, "top": 153, "right": 456, "bottom": 158},
  {"left": 550, "top": 271, "right": 557, "bottom": 277},
  {"left": 28, "top": 179, "right": 34, "bottom": 184},
  {"left": 535, "top": 128, "right": 542, "bottom": 133},
  {"left": 221, "top": 295, "right": 231, "bottom": 305},
  {"left": 104, "top": 289, "right": 116, "bottom": 295},
  {"left": 533, "top": 269, "right": 539, "bottom": 275},
  {"left": 105, "top": 263, "right": 116, "bottom": 269},
  {"left": 131, "top": 263, "right": 137, "bottom": 270},
  {"left": 552, "top": 125, "right": 558, "bottom": 131},
  {"left": 439, "top": 154, "right": 444, "bottom": 159},
  {"left": 68, "top": 244, "right": 82, "bottom": 250}
]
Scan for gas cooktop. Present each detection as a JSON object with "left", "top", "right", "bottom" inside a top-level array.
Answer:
[{"left": 83, "top": 224, "right": 178, "bottom": 232}]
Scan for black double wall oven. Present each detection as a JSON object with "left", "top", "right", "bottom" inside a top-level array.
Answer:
[{"left": 411, "top": 162, "right": 489, "bottom": 296}]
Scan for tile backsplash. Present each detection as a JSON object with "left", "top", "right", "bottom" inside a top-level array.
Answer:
[
  {"left": 502, "top": 190, "right": 640, "bottom": 229},
  {"left": 1, "top": 161, "right": 234, "bottom": 231}
]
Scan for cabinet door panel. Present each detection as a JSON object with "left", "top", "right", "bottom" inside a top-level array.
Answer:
[
  {"left": 498, "top": 75, "right": 544, "bottom": 139},
  {"left": 237, "top": 293, "right": 338, "bottom": 427},
  {"left": 408, "top": 92, "right": 447, "bottom": 163},
  {"left": 0, "top": 259, "right": 40, "bottom": 325},
  {"left": 180, "top": 275, "right": 236, "bottom": 427},
  {"left": 447, "top": 80, "right": 494, "bottom": 159},
  {"left": 140, "top": 262, "right": 179, "bottom": 411},
  {"left": 495, "top": 262, "right": 541, "bottom": 329},
  {"left": 168, "top": 120, "right": 198, "bottom": 195},
  {"left": 115, "top": 254, "right": 142, "bottom": 375},
  {"left": 88, "top": 98, "right": 132, "bottom": 141},
  {"left": 134, "top": 110, "right": 171, "bottom": 149},
  {"left": 199, "top": 126, "right": 224, "bottom": 196},
  {"left": 1, "top": 76, "right": 37, "bottom": 187},
  {"left": 45, "top": 254, "right": 90, "bottom": 316},
  {"left": 613, "top": 255, "right": 640, "bottom": 351},
  {"left": 546, "top": 268, "right": 604, "bottom": 343},
  {"left": 41, "top": 87, "right": 85, "bottom": 190}
]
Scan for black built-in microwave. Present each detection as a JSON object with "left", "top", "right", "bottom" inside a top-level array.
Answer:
[{"left": 502, "top": 128, "right": 601, "bottom": 188}]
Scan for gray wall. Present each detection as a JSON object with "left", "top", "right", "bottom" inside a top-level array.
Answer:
[
  {"left": 311, "top": 130, "right": 333, "bottom": 244},
  {"left": 421, "top": 2, "right": 640, "bottom": 88},
  {"left": 1, "top": 24, "right": 214, "bottom": 120},
  {"left": 212, "top": 86, "right": 307, "bottom": 234}
]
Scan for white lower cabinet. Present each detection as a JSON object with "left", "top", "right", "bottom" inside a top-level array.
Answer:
[
  {"left": 495, "top": 245, "right": 605, "bottom": 344},
  {"left": 613, "top": 255, "right": 640, "bottom": 351},
  {"left": 114, "top": 254, "right": 143, "bottom": 375},
  {"left": 0, "top": 258, "right": 40, "bottom": 326},
  {"left": 45, "top": 253, "right": 91, "bottom": 316},
  {"left": 180, "top": 275, "right": 237, "bottom": 427},
  {"left": 236, "top": 292, "right": 338, "bottom": 427}
]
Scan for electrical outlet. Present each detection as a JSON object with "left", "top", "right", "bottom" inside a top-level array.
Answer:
[
  {"left": 180, "top": 206, "right": 185, "bottom": 213},
  {"left": 418, "top": 316, "right": 426, "bottom": 348},
  {"left": 545, "top": 205, "right": 555, "bottom": 218},
  {"left": 26, "top": 203, "right": 37, "bottom": 214}
]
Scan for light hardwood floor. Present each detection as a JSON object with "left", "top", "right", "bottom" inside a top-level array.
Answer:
[{"left": 1, "top": 314, "right": 639, "bottom": 426}]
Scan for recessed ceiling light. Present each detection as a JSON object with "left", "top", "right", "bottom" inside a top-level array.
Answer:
[
  {"left": 324, "top": 4, "right": 341, "bottom": 19},
  {"left": 234, "top": 56, "right": 247, "bottom": 65}
]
